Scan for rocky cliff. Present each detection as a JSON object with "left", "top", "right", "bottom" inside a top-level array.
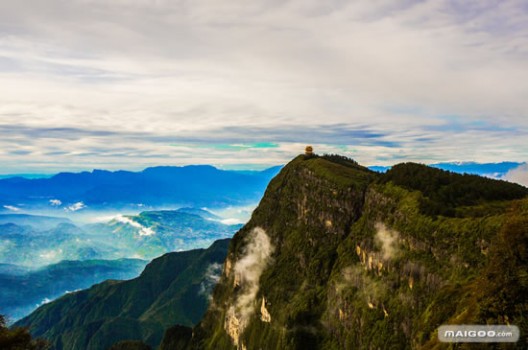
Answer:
[{"left": 179, "top": 154, "right": 528, "bottom": 349}]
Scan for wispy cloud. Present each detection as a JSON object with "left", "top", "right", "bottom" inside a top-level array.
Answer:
[
  {"left": 49, "top": 199, "right": 62, "bottom": 206},
  {"left": 114, "top": 215, "right": 155, "bottom": 236},
  {"left": 0, "top": 0, "right": 527, "bottom": 171},
  {"left": 375, "top": 223, "right": 399, "bottom": 260},
  {"left": 3, "top": 205, "right": 20, "bottom": 211},
  {"left": 64, "top": 202, "right": 86, "bottom": 212},
  {"left": 225, "top": 227, "right": 274, "bottom": 346}
]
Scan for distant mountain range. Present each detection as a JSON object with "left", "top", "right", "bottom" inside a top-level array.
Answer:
[
  {"left": 0, "top": 208, "right": 240, "bottom": 324},
  {"left": 1, "top": 162, "right": 524, "bottom": 214},
  {"left": 0, "top": 165, "right": 282, "bottom": 213},
  {"left": 0, "top": 214, "right": 71, "bottom": 230},
  {"left": 0, "top": 209, "right": 240, "bottom": 267},
  {"left": 83, "top": 208, "right": 242, "bottom": 260},
  {"left": 15, "top": 239, "right": 230, "bottom": 350},
  {"left": 0, "top": 221, "right": 117, "bottom": 267}
]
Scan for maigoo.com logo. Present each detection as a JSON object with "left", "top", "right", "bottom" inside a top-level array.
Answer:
[{"left": 438, "top": 325, "right": 519, "bottom": 343}]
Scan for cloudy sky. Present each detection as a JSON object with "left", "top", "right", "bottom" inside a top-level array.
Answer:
[{"left": 0, "top": 0, "right": 527, "bottom": 173}]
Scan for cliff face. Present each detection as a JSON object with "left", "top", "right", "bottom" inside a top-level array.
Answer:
[{"left": 185, "top": 155, "right": 528, "bottom": 349}]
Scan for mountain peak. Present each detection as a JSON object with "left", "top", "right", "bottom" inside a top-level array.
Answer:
[{"left": 184, "top": 154, "right": 528, "bottom": 349}]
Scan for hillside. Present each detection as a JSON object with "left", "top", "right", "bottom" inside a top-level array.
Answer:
[
  {"left": 174, "top": 154, "right": 528, "bottom": 349},
  {"left": 0, "top": 258, "right": 147, "bottom": 322},
  {"left": 15, "top": 239, "right": 230, "bottom": 350}
]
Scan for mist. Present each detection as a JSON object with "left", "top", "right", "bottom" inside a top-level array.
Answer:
[
  {"left": 375, "top": 223, "right": 399, "bottom": 260},
  {"left": 505, "top": 163, "right": 528, "bottom": 187},
  {"left": 225, "top": 227, "right": 274, "bottom": 346}
]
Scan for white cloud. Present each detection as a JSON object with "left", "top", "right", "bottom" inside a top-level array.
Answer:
[
  {"left": 138, "top": 226, "right": 155, "bottom": 236},
  {"left": 199, "top": 262, "right": 223, "bottom": 299},
  {"left": 36, "top": 298, "right": 52, "bottom": 308},
  {"left": 220, "top": 218, "right": 244, "bottom": 225},
  {"left": 225, "top": 227, "right": 274, "bottom": 346},
  {"left": 64, "top": 201, "right": 86, "bottom": 212},
  {"left": 65, "top": 289, "right": 81, "bottom": 294},
  {"left": 3, "top": 205, "right": 20, "bottom": 211},
  {"left": 375, "top": 223, "right": 399, "bottom": 260},
  {"left": 115, "top": 215, "right": 156, "bottom": 236},
  {"left": 49, "top": 199, "right": 62, "bottom": 206},
  {"left": 0, "top": 1, "right": 527, "bottom": 170},
  {"left": 504, "top": 163, "right": 528, "bottom": 187},
  {"left": 38, "top": 249, "right": 63, "bottom": 261},
  {"left": 211, "top": 205, "right": 257, "bottom": 224}
]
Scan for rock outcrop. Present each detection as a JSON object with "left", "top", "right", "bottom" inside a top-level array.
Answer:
[{"left": 184, "top": 154, "right": 528, "bottom": 349}]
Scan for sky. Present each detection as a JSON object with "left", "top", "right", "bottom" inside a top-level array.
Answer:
[{"left": 0, "top": 0, "right": 527, "bottom": 173}]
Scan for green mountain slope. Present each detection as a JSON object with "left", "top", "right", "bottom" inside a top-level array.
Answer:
[
  {"left": 15, "top": 239, "right": 230, "bottom": 350},
  {"left": 178, "top": 154, "right": 528, "bottom": 349},
  {"left": 0, "top": 258, "right": 147, "bottom": 322}
]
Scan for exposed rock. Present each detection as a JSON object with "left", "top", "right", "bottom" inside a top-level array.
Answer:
[
  {"left": 187, "top": 155, "right": 528, "bottom": 350},
  {"left": 260, "top": 297, "right": 271, "bottom": 323},
  {"left": 224, "top": 308, "right": 242, "bottom": 346},
  {"left": 225, "top": 258, "right": 232, "bottom": 277}
]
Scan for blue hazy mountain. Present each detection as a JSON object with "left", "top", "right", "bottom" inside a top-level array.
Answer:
[
  {"left": 0, "top": 263, "right": 31, "bottom": 276},
  {"left": 0, "top": 258, "right": 148, "bottom": 323},
  {"left": 0, "top": 222, "right": 119, "bottom": 267},
  {"left": 84, "top": 209, "right": 241, "bottom": 259},
  {"left": 369, "top": 161, "right": 524, "bottom": 178},
  {"left": 0, "top": 214, "right": 71, "bottom": 231},
  {"left": 0, "top": 174, "right": 52, "bottom": 180},
  {"left": 0, "top": 165, "right": 282, "bottom": 212},
  {"left": 0, "top": 208, "right": 240, "bottom": 323},
  {"left": 429, "top": 161, "right": 523, "bottom": 177},
  {"left": 0, "top": 209, "right": 240, "bottom": 267},
  {"left": 174, "top": 207, "right": 222, "bottom": 220}
]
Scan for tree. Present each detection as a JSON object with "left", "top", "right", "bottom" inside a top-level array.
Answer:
[{"left": 0, "top": 315, "right": 49, "bottom": 350}]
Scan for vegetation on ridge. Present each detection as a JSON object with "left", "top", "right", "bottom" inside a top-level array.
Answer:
[
  {"left": 381, "top": 162, "right": 528, "bottom": 217},
  {"left": 181, "top": 154, "right": 528, "bottom": 349}
]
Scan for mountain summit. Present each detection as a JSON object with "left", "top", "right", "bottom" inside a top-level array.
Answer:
[{"left": 179, "top": 154, "right": 527, "bottom": 349}]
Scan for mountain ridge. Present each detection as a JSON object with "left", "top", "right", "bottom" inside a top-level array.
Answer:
[
  {"left": 184, "top": 154, "right": 528, "bottom": 349},
  {"left": 0, "top": 166, "right": 281, "bottom": 212},
  {"left": 15, "top": 239, "right": 231, "bottom": 350}
]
